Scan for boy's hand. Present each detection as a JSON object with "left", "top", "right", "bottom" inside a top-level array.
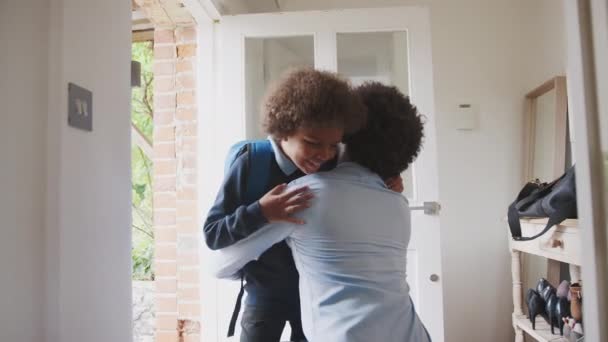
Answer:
[
  {"left": 259, "top": 184, "right": 314, "bottom": 224},
  {"left": 385, "top": 175, "right": 404, "bottom": 193}
]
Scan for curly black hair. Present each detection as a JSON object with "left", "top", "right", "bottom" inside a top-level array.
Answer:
[
  {"left": 262, "top": 67, "right": 367, "bottom": 139},
  {"left": 344, "top": 82, "right": 425, "bottom": 179}
]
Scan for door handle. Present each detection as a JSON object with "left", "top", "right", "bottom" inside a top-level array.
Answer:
[{"left": 409, "top": 201, "right": 441, "bottom": 215}]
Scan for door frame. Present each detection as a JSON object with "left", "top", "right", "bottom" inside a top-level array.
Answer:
[
  {"left": 565, "top": 0, "right": 608, "bottom": 341},
  {"left": 191, "top": 5, "right": 444, "bottom": 342}
]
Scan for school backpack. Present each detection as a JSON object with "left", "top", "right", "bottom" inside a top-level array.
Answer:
[
  {"left": 223, "top": 139, "right": 274, "bottom": 337},
  {"left": 224, "top": 139, "right": 274, "bottom": 204}
]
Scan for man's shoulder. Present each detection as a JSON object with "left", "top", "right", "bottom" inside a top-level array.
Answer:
[{"left": 289, "top": 172, "right": 331, "bottom": 188}]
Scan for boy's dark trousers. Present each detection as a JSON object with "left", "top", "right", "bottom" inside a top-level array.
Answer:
[{"left": 240, "top": 306, "right": 307, "bottom": 342}]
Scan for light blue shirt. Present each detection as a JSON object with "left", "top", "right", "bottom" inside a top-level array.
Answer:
[
  {"left": 267, "top": 136, "right": 298, "bottom": 175},
  {"left": 209, "top": 162, "right": 431, "bottom": 342}
]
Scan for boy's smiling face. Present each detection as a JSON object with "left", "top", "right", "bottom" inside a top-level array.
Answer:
[{"left": 280, "top": 126, "right": 344, "bottom": 174}]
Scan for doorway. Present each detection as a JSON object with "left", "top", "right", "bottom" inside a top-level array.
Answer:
[{"left": 199, "top": 7, "right": 445, "bottom": 342}]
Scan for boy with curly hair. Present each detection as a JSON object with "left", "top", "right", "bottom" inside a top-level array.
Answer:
[{"left": 203, "top": 68, "right": 369, "bottom": 342}]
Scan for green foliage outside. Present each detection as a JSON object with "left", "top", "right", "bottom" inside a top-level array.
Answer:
[{"left": 132, "top": 41, "right": 155, "bottom": 280}]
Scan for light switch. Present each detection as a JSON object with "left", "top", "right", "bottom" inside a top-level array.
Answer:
[
  {"left": 68, "top": 83, "right": 93, "bottom": 131},
  {"left": 454, "top": 103, "right": 478, "bottom": 131}
]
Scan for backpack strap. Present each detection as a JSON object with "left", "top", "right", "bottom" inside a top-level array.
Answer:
[
  {"left": 227, "top": 276, "right": 245, "bottom": 337},
  {"left": 224, "top": 139, "right": 274, "bottom": 337},
  {"left": 244, "top": 139, "right": 273, "bottom": 203},
  {"left": 224, "top": 139, "right": 274, "bottom": 203}
]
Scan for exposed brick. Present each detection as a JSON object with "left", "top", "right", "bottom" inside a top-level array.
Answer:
[
  {"left": 156, "top": 228, "right": 178, "bottom": 243},
  {"left": 179, "top": 137, "right": 197, "bottom": 153},
  {"left": 156, "top": 278, "right": 178, "bottom": 293},
  {"left": 178, "top": 319, "right": 201, "bottom": 334},
  {"left": 153, "top": 26, "right": 200, "bottom": 340},
  {"left": 155, "top": 331, "right": 179, "bottom": 342},
  {"left": 176, "top": 91, "right": 195, "bottom": 106},
  {"left": 154, "top": 45, "right": 176, "bottom": 60},
  {"left": 177, "top": 220, "right": 198, "bottom": 234},
  {"left": 155, "top": 210, "right": 177, "bottom": 226},
  {"left": 177, "top": 235, "right": 199, "bottom": 252},
  {"left": 154, "top": 29, "right": 175, "bottom": 44},
  {"left": 178, "top": 253, "right": 199, "bottom": 266},
  {"left": 178, "top": 268, "right": 200, "bottom": 283},
  {"left": 177, "top": 74, "right": 195, "bottom": 89},
  {"left": 155, "top": 261, "right": 178, "bottom": 277},
  {"left": 154, "top": 126, "right": 176, "bottom": 142},
  {"left": 183, "top": 335, "right": 200, "bottom": 342},
  {"left": 176, "top": 60, "right": 193, "bottom": 72},
  {"left": 156, "top": 314, "right": 178, "bottom": 330},
  {"left": 155, "top": 76, "right": 176, "bottom": 93},
  {"left": 181, "top": 153, "right": 197, "bottom": 169},
  {"left": 180, "top": 172, "right": 197, "bottom": 186},
  {"left": 176, "top": 123, "right": 197, "bottom": 137},
  {"left": 177, "top": 186, "right": 197, "bottom": 201},
  {"left": 178, "top": 303, "right": 200, "bottom": 317},
  {"left": 177, "top": 200, "right": 197, "bottom": 218},
  {"left": 154, "top": 177, "right": 176, "bottom": 192},
  {"left": 153, "top": 61, "right": 176, "bottom": 76},
  {"left": 155, "top": 296, "right": 178, "bottom": 312},
  {"left": 154, "top": 143, "right": 176, "bottom": 159},
  {"left": 176, "top": 27, "right": 196, "bottom": 43},
  {"left": 154, "top": 192, "right": 177, "bottom": 208},
  {"left": 177, "top": 44, "right": 196, "bottom": 58},
  {"left": 154, "top": 94, "right": 176, "bottom": 110},
  {"left": 154, "top": 160, "right": 177, "bottom": 176},
  {"left": 176, "top": 108, "right": 196, "bottom": 120},
  {"left": 156, "top": 244, "right": 178, "bottom": 260},
  {"left": 154, "top": 110, "right": 176, "bottom": 125}
]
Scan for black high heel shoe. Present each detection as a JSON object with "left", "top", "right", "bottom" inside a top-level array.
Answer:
[
  {"left": 540, "top": 281, "right": 556, "bottom": 304},
  {"left": 526, "top": 289, "right": 546, "bottom": 330},
  {"left": 545, "top": 292, "right": 559, "bottom": 333},
  {"left": 536, "top": 278, "right": 552, "bottom": 295},
  {"left": 554, "top": 297, "right": 570, "bottom": 336}
]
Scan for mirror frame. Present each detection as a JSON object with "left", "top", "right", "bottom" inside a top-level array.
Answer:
[{"left": 523, "top": 75, "right": 568, "bottom": 182}]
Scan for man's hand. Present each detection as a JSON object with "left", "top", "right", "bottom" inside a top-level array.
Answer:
[
  {"left": 384, "top": 175, "right": 404, "bottom": 193},
  {"left": 259, "top": 184, "right": 314, "bottom": 224}
]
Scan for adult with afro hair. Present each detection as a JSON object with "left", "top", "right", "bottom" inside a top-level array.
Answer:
[{"left": 208, "top": 82, "right": 431, "bottom": 342}]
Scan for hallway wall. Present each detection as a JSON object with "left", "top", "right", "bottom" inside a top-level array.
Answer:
[
  {"left": 1, "top": 0, "right": 133, "bottom": 341},
  {"left": 0, "top": 1, "right": 49, "bottom": 341},
  {"left": 45, "top": 0, "right": 133, "bottom": 341}
]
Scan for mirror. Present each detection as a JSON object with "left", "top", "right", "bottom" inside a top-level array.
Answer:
[{"left": 523, "top": 76, "right": 568, "bottom": 182}]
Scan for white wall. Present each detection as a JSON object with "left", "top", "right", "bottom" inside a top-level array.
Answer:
[
  {"left": 46, "top": 0, "right": 133, "bottom": 341},
  {"left": 0, "top": 1, "right": 48, "bottom": 341},
  {"left": 2, "top": 0, "right": 133, "bottom": 341},
  {"left": 220, "top": 0, "right": 568, "bottom": 341}
]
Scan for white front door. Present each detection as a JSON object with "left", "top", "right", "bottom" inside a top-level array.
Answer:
[{"left": 200, "top": 7, "right": 444, "bottom": 342}]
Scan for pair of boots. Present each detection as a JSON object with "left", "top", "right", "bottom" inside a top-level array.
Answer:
[{"left": 526, "top": 278, "right": 570, "bottom": 335}]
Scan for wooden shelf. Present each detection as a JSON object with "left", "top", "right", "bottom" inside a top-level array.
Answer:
[
  {"left": 510, "top": 219, "right": 582, "bottom": 266},
  {"left": 509, "top": 219, "right": 582, "bottom": 341},
  {"left": 513, "top": 315, "right": 569, "bottom": 342},
  {"left": 518, "top": 218, "right": 578, "bottom": 228}
]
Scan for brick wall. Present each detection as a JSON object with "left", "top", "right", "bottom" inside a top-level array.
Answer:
[{"left": 152, "top": 26, "right": 200, "bottom": 342}]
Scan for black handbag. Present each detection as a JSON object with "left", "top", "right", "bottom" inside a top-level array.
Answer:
[{"left": 508, "top": 165, "right": 577, "bottom": 241}]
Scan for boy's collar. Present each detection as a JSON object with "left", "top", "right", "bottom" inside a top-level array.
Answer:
[{"left": 267, "top": 136, "right": 298, "bottom": 175}]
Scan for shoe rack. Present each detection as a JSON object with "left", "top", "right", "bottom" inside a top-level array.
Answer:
[{"left": 509, "top": 218, "right": 581, "bottom": 342}]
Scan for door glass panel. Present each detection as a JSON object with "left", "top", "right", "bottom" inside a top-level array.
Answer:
[
  {"left": 337, "top": 31, "right": 415, "bottom": 200},
  {"left": 245, "top": 36, "right": 315, "bottom": 139}
]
